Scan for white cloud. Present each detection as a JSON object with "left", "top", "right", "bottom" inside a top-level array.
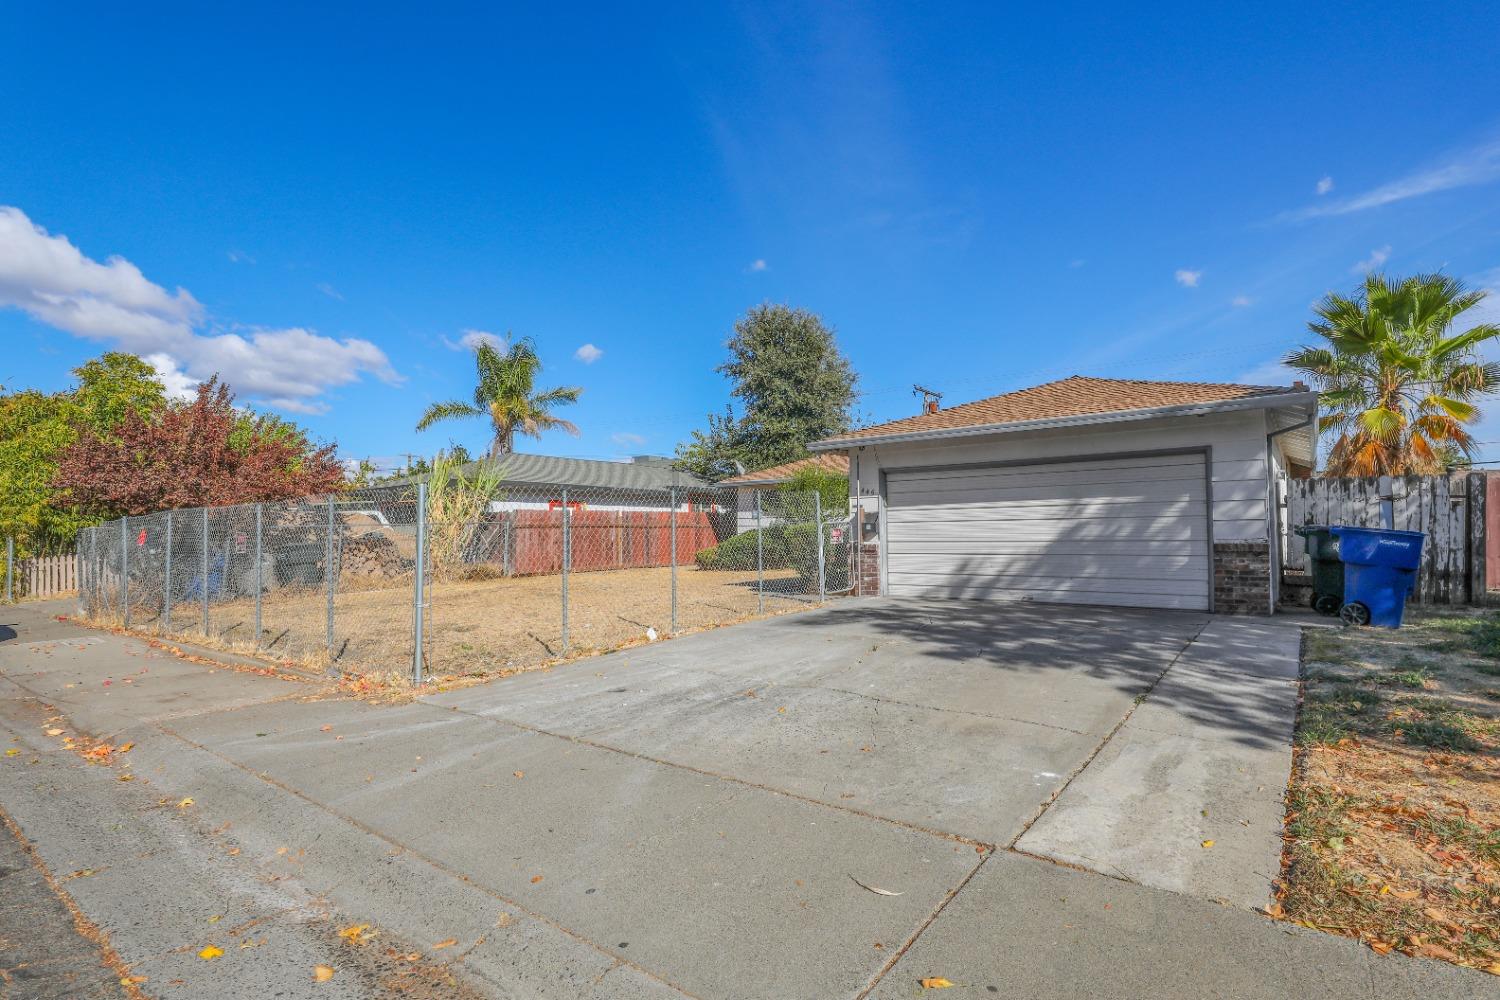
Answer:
[
  {"left": 1316, "top": 176, "right": 1334, "bottom": 195},
  {"left": 1231, "top": 295, "right": 1253, "bottom": 308},
  {"left": 143, "top": 352, "right": 198, "bottom": 401},
  {"left": 611, "top": 431, "right": 646, "bottom": 447},
  {"left": 1350, "top": 245, "right": 1392, "bottom": 274},
  {"left": 747, "top": 259, "right": 768, "bottom": 272},
  {"left": 574, "top": 343, "right": 603, "bottom": 364},
  {"left": 226, "top": 249, "right": 255, "bottom": 264},
  {"left": 0, "top": 206, "right": 400, "bottom": 412},
  {"left": 1279, "top": 138, "right": 1500, "bottom": 221},
  {"left": 315, "top": 281, "right": 344, "bottom": 301},
  {"left": 446, "top": 329, "right": 505, "bottom": 352},
  {"left": 1174, "top": 269, "right": 1202, "bottom": 288},
  {"left": 1236, "top": 359, "right": 1302, "bottom": 387}
]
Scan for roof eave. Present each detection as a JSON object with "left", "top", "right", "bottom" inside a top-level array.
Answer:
[{"left": 809, "top": 390, "right": 1319, "bottom": 451}]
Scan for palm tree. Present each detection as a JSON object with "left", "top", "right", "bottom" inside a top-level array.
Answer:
[
  {"left": 1285, "top": 273, "right": 1500, "bottom": 476},
  {"left": 417, "top": 337, "right": 582, "bottom": 458}
]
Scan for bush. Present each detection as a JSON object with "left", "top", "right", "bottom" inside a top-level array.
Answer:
[{"left": 695, "top": 523, "right": 817, "bottom": 574}]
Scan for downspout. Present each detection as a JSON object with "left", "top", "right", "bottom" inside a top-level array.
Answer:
[{"left": 1266, "top": 415, "right": 1315, "bottom": 615}]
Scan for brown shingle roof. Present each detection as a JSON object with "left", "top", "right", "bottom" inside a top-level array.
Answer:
[
  {"left": 719, "top": 453, "right": 850, "bottom": 486},
  {"left": 816, "top": 376, "right": 1302, "bottom": 447}
]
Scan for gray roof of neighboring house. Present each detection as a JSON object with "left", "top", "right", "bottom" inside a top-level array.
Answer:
[{"left": 399, "top": 453, "right": 713, "bottom": 493}]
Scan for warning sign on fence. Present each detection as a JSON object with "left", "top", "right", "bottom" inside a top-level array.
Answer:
[{"left": 234, "top": 532, "right": 248, "bottom": 555}]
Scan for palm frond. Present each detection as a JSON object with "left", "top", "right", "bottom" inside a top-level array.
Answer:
[{"left": 416, "top": 400, "right": 483, "bottom": 431}]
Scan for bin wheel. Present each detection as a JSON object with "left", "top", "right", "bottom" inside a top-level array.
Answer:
[
  {"left": 1313, "top": 595, "right": 1341, "bottom": 616},
  {"left": 1339, "top": 602, "right": 1371, "bottom": 627}
]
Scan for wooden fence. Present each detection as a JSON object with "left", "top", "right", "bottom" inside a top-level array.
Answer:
[
  {"left": 1282, "top": 473, "right": 1487, "bottom": 605},
  {"left": 474, "top": 510, "right": 723, "bottom": 577},
  {"left": 4, "top": 550, "right": 79, "bottom": 601}
]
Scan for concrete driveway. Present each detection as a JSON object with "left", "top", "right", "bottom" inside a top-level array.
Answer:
[{"left": 3, "top": 598, "right": 1492, "bottom": 999}]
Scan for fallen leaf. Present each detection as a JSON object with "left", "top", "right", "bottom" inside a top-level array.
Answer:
[
  {"left": 118, "top": 774, "right": 134, "bottom": 782},
  {"left": 919, "top": 977, "right": 955, "bottom": 989},
  {"left": 513, "top": 771, "right": 524, "bottom": 779},
  {"left": 320, "top": 725, "right": 332, "bottom": 732},
  {"left": 338, "top": 923, "right": 370, "bottom": 943},
  {"left": 530, "top": 875, "right": 544, "bottom": 884},
  {"left": 1369, "top": 940, "right": 1394, "bottom": 955},
  {"left": 120, "top": 975, "right": 148, "bottom": 985},
  {"left": 431, "top": 938, "right": 458, "bottom": 950},
  {"left": 198, "top": 945, "right": 224, "bottom": 960},
  {"left": 45, "top": 728, "right": 64, "bottom": 736},
  {"left": 177, "top": 797, "right": 194, "bottom": 809},
  {"left": 1390, "top": 888, "right": 1420, "bottom": 900},
  {"left": 207, "top": 915, "right": 221, "bottom": 924},
  {"left": 1201, "top": 840, "right": 1215, "bottom": 849},
  {"left": 4, "top": 749, "right": 18, "bottom": 757},
  {"left": 849, "top": 874, "right": 903, "bottom": 896},
  {"left": 313, "top": 965, "right": 335, "bottom": 982},
  {"left": 118, "top": 742, "right": 133, "bottom": 753}
]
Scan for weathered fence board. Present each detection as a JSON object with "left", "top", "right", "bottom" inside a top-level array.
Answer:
[
  {"left": 1283, "top": 474, "right": 1479, "bottom": 605},
  {"left": 5, "top": 551, "right": 79, "bottom": 601},
  {"left": 497, "top": 510, "right": 721, "bottom": 577}
]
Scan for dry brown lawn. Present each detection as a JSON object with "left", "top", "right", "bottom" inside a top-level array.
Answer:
[
  {"left": 1282, "top": 610, "right": 1500, "bottom": 975},
  {"left": 134, "top": 565, "right": 816, "bottom": 679}
]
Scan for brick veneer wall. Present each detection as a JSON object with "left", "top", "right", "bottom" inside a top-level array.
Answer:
[
  {"left": 1213, "top": 541, "right": 1271, "bottom": 614},
  {"left": 855, "top": 543, "right": 881, "bottom": 596}
]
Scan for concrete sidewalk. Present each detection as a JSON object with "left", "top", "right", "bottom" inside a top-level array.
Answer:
[{"left": 2, "top": 599, "right": 1493, "bottom": 999}]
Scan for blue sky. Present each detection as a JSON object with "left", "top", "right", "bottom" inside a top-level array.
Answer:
[{"left": 3, "top": 1, "right": 1499, "bottom": 470}]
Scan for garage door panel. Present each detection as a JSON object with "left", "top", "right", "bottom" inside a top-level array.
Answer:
[
  {"left": 888, "top": 521, "right": 1206, "bottom": 542},
  {"left": 889, "top": 499, "right": 1206, "bottom": 524},
  {"left": 885, "top": 454, "right": 1212, "bottom": 611},
  {"left": 889, "top": 454, "right": 1204, "bottom": 489},
  {"left": 887, "top": 552, "right": 1208, "bottom": 578},
  {"left": 888, "top": 464, "right": 1206, "bottom": 500},
  {"left": 890, "top": 538, "right": 1210, "bottom": 557},
  {"left": 886, "top": 571, "right": 1208, "bottom": 599},
  {"left": 885, "top": 582, "right": 1208, "bottom": 610},
  {"left": 888, "top": 479, "right": 1206, "bottom": 509}
]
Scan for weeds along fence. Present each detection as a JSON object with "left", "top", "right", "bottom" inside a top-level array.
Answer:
[{"left": 75, "top": 482, "right": 855, "bottom": 682}]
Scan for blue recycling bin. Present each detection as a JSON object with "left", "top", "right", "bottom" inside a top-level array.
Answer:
[{"left": 1327, "top": 526, "right": 1425, "bottom": 628}]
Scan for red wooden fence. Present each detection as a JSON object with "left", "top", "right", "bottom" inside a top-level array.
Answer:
[{"left": 503, "top": 510, "right": 720, "bottom": 576}]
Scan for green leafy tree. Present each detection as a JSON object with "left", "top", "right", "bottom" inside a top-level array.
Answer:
[
  {"left": 1285, "top": 274, "right": 1500, "bottom": 475},
  {"left": 677, "top": 304, "right": 857, "bottom": 479},
  {"left": 781, "top": 465, "right": 848, "bottom": 517},
  {"left": 0, "top": 352, "right": 167, "bottom": 554},
  {"left": 416, "top": 337, "right": 582, "bottom": 458}
]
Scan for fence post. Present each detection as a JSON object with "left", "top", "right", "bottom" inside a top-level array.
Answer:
[
  {"left": 253, "top": 504, "right": 263, "bottom": 647},
  {"left": 755, "top": 490, "right": 764, "bottom": 614},
  {"left": 4, "top": 537, "right": 11, "bottom": 604},
  {"left": 413, "top": 482, "right": 427, "bottom": 685},
  {"left": 561, "top": 488, "right": 570, "bottom": 654},
  {"left": 201, "top": 509, "right": 210, "bottom": 635},
  {"left": 326, "top": 497, "right": 336, "bottom": 655},
  {"left": 119, "top": 517, "right": 131, "bottom": 627},
  {"left": 669, "top": 487, "right": 678, "bottom": 635},
  {"left": 162, "top": 511, "right": 173, "bottom": 633},
  {"left": 814, "top": 491, "right": 825, "bottom": 603}
]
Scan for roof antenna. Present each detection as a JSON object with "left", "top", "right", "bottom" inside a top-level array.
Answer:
[{"left": 913, "top": 384, "right": 943, "bottom": 415}]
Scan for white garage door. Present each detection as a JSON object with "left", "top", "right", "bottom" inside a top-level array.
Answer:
[{"left": 885, "top": 452, "right": 1211, "bottom": 610}]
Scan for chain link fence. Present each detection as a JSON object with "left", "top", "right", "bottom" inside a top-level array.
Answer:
[{"left": 76, "top": 482, "right": 854, "bottom": 682}]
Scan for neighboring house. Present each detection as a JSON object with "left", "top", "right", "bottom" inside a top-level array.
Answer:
[
  {"left": 718, "top": 454, "right": 853, "bottom": 532},
  {"left": 406, "top": 454, "right": 718, "bottom": 512},
  {"left": 810, "top": 376, "right": 1317, "bottom": 614}
]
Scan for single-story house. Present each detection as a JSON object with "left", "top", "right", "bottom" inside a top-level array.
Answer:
[
  {"left": 718, "top": 454, "right": 851, "bottom": 532},
  {"left": 809, "top": 376, "right": 1317, "bottom": 614},
  {"left": 398, "top": 454, "right": 719, "bottom": 513}
]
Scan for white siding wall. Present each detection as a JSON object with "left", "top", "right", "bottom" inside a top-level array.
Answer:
[{"left": 840, "top": 409, "right": 1273, "bottom": 593}]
